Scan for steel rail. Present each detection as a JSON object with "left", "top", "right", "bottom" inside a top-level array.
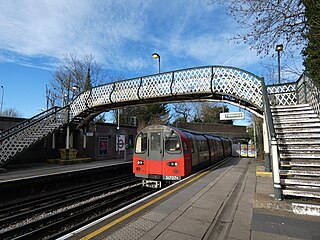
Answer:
[
  {"left": 2, "top": 185, "right": 153, "bottom": 240},
  {"left": 0, "top": 174, "right": 134, "bottom": 217},
  {"left": 0, "top": 178, "right": 140, "bottom": 228}
]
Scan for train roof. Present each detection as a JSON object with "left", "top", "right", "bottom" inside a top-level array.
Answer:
[{"left": 139, "top": 125, "right": 233, "bottom": 140}]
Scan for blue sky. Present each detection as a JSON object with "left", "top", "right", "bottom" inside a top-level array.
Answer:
[{"left": 0, "top": 0, "right": 303, "bottom": 123}]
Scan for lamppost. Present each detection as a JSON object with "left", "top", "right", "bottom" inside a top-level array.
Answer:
[
  {"left": 276, "top": 44, "right": 283, "bottom": 84},
  {"left": 152, "top": 53, "right": 160, "bottom": 73},
  {"left": 0, "top": 86, "right": 4, "bottom": 114}
]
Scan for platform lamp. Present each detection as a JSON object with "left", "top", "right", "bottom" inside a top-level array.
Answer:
[
  {"left": 72, "top": 85, "right": 80, "bottom": 100},
  {"left": 276, "top": 44, "right": 283, "bottom": 84},
  {"left": 152, "top": 53, "right": 160, "bottom": 73}
]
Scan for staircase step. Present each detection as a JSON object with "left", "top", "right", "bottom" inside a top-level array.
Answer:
[
  {"left": 274, "top": 122, "right": 320, "bottom": 128},
  {"left": 271, "top": 104, "right": 310, "bottom": 110},
  {"left": 282, "top": 188, "right": 320, "bottom": 198},
  {"left": 278, "top": 139, "right": 320, "bottom": 145},
  {"left": 279, "top": 145, "right": 320, "bottom": 151},
  {"left": 280, "top": 153, "right": 320, "bottom": 159},
  {"left": 281, "top": 178, "right": 320, "bottom": 187},
  {"left": 271, "top": 110, "right": 315, "bottom": 116},
  {"left": 275, "top": 128, "right": 320, "bottom": 134},
  {"left": 281, "top": 159, "right": 320, "bottom": 167},
  {"left": 276, "top": 132, "right": 320, "bottom": 139},
  {"left": 280, "top": 169, "right": 320, "bottom": 176},
  {"left": 273, "top": 117, "right": 320, "bottom": 124}
]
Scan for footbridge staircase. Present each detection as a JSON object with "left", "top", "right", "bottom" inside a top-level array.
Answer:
[
  {"left": 268, "top": 74, "right": 320, "bottom": 199},
  {"left": 0, "top": 66, "right": 319, "bottom": 201}
]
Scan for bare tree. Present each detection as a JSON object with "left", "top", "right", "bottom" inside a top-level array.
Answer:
[
  {"left": 172, "top": 102, "right": 193, "bottom": 122},
  {"left": 1, "top": 108, "right": 22, "bottom": 117},
  {"left": 210, "top": 0, "right": 307, "bottom": 55},
  {"left": 49, "top": 54, "right": 108, "bottom": 107}
]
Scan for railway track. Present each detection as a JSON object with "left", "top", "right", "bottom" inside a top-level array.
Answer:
[{"left": 0, "top": 175, "right": 156, "bottom": 240}]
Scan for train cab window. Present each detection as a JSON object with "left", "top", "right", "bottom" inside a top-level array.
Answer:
[
  {"left": 135, "top": 132, "right": 147, "bottom": 153},
  {"left": 151, "top": 132, "right": 161, "bottom": 151},
  {"left": 165, "top": 132, "right": 181, "bottom": 153}
]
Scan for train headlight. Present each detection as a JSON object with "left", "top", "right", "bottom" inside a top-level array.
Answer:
[
  {"left": 167, "top": 161, "right": 178, "bottom": 167},
  {"left": 137, "top": 160, "right": 145, "bottom": 165}
]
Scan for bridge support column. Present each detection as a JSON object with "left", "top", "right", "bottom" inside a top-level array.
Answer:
[
  {"left": 70, "top": 132, "right": 74, "bottom": 148},
  {"left": 263, "top": 116, "right": 271, "bottom": 172},
  {"left": 66, "top": 126, "right": 70, "bottom": 160},
  {"left": 52, "top": 133, "right": 56, "bottom": 149},
  {"left": 83, "top": 132, "right": 87, "bottom": 149},
  {"left": 271, "top": 137, "right": 282, "bottom": 200}
]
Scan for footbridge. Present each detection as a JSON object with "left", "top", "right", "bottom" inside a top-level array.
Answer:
[{"left": 1, "top": 66, "right": 320, "bottom": 200}]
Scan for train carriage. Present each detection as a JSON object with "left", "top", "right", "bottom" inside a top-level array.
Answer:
[{"left": 133, "top": 125, "right": 232, "bottom": 188}]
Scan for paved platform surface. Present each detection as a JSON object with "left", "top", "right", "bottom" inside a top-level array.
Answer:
[
  {"left": 67, "top": 157, "right": 320, "bottom": 240},
  {"left": 0, "top": 159, "right": 130, "bottom": 183}
]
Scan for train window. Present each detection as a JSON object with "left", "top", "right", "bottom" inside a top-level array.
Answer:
[
  {"left": 199, "top": 140, "right": 208, "bottom": 152},
  {"left": 189, "top": 138, "right": 195, "bottom": 153},
  {"left": 151, "top": 132, "right": 161, "bottom": 151},
  {"left": 135, "top": 132, "right": 147, "bottom": 153},
  {"left": 165, "top": 132, "right": 181, "bottom": 153}
]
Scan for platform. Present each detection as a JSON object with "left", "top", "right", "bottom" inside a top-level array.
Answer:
[
  {"left": 0, "top": 158, "right": 131, "bottom": 183},
  {"left": 59, "top": 157, "right": 320, "bottom": 240}
]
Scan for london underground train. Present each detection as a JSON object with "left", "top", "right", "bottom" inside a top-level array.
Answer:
[{"left": 133, "top": 125, "right": 232, "bottom": 188}]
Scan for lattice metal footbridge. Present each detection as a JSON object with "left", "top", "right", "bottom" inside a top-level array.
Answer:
[{"left": 0, "top": 65, "right": 319, "bottom": 200}]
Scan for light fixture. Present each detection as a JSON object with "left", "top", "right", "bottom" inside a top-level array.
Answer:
[{"left": 275, "top": 44, "right": 284, "bottom": 84}]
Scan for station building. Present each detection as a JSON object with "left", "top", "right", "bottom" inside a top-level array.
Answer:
[{"left": 0, "top": 116, "right": 137, "bottom": 165}]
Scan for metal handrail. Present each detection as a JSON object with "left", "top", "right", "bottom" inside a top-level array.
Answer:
[
  {"left": 0, "top": 106, "right": 67, "bottom": 141},
  {"left": 261, "top": 77, "right": 282, "bottom": 200},
  {"left": 0, "top": 106, "right": 61, "bottom": 139}
]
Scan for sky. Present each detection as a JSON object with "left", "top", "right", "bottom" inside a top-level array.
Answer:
[{"left": 0, "top": 0, "right": 303, "bottom": 125}]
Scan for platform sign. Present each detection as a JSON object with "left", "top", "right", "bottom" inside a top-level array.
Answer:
[
  {"left": 248, "top": 144, "right": 255, "bottom": 158},
  {"left": 220, "top": 112, "right": 244, "bottom": 120},
  {"left": 116, "top": 135, "right": 125, "bottom": 151},
  {"left": 240, "top": 144, "right": 248, "bottom": 157}
]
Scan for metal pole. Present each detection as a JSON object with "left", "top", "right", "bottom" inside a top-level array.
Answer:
[
  {"left": 1, "top": 86, "right": 4, "bottom": 114},
  {"left": 277, "top": 50, "right": 281, "bottom": 84},
  {"left": 158, "top": 57, "right": 160, "bottom": 74},
  {"left": 253, "top": 118, "right": 257, "bottom": 158},
  {"left": 65, "top": 76, "right": 71, "bottom": 160}
]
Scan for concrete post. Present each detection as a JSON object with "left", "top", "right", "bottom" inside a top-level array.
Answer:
[
  {"left": 271, "top": 137, "right": 282, "bottom": 200},
  {"left": 263, "top": 116, "right": 271, "bottom": 172},
  {"left": 66, "top": 126, "right": 70, "bottom": 160}
]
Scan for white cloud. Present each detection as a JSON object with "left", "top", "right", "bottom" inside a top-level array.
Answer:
[
  {"left": 0, "top": 0, "right": 263, "bottom": 74},
  {"left": 0, "top": 0, "right": 149, "bottom": 69}
]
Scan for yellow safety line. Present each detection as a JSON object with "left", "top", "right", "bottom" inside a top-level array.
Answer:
[
  {"left": 255, "top": 166, "right": 272, "bottom": 176},
  {"left": 81, "top": 170, "right": 209, "bottom": 240},
  {"left": 256, "top": 171, "right": 272, "bottom": 175}
]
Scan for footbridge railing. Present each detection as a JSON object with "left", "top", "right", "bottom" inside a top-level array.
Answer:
[
  {"left": 69, "top": 66, "right": 264, "bottom": 122},
  {"left": 267, "top": 72, "right": 320, "bottom": 118}
]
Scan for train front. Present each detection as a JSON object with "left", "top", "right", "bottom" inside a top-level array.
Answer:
[{"left": 133, "top": 125, "right": 191, "bottom": 188}]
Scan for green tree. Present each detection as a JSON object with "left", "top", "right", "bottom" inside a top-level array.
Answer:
[
  {"left": 201, "top": 102, "right": 233, "bottom": 124},
  {"left": 114, "top": 103, "right": 169, "bottom": 130},
  {"left": 302, "top": 0, "right": 320, "bottom": 83}
]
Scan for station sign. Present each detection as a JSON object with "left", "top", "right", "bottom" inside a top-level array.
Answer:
[
  {"left": 220, "top": 112, "right": 244, "bottom": 120},
  {"left": 116, "top": 134, "right": 125, "bottom": 151}
]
